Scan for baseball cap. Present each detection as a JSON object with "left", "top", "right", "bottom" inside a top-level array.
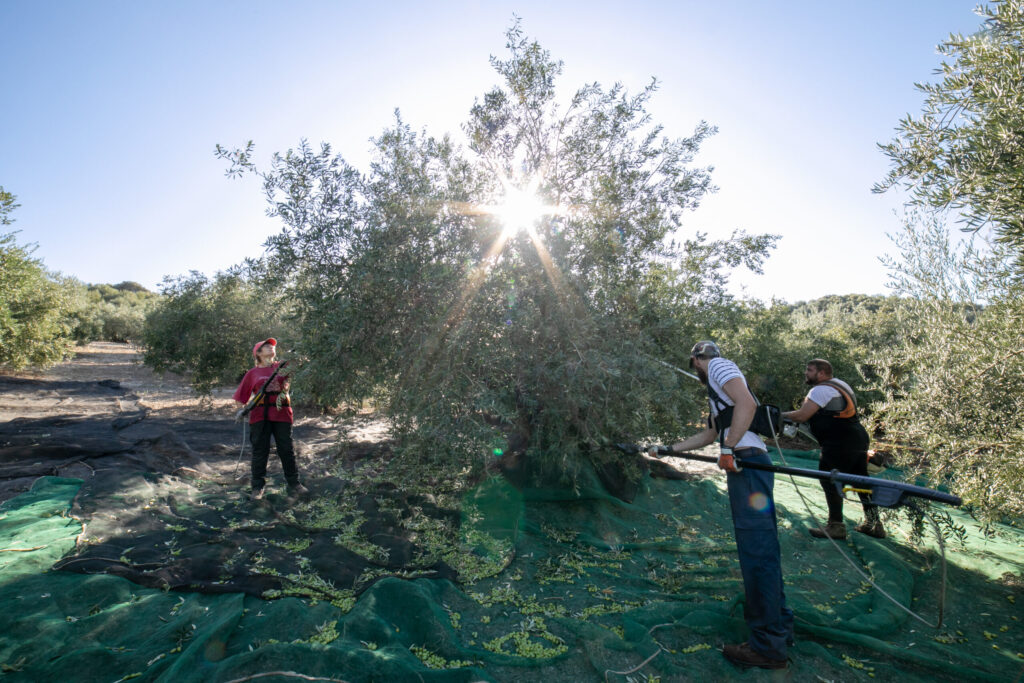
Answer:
[
  {"left": 252, "top": 338, "right": 277, "bottom": 358},
  {"left": 688, "top": 340, "right": 720, "bottom": 367}
]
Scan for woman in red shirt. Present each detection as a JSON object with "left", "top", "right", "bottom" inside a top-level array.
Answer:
[{"left": 233, "top": 338, "right": 307, "bottom": 500}]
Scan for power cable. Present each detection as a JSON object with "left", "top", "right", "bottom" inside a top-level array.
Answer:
[{"left": 233, "top": 420, "right": 248, "bottom": 479}]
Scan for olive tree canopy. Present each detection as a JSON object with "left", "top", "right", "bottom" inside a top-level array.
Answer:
[
  {"left": 218, "top": 24, "right": 776, "bottom": 475},
  {"left": 875, "top": 1, "right": 1024, "bottom": 270}
]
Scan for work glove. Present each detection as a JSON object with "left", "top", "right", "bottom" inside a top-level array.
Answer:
[
  {"left": 647, "top": 445, "right": 660, "bottom": 458},
  {"left": 234, "top": 408, "right": 246, "bottom": 423},
  {"left": 783, "top": 423, "right": 798, "bottom": 438},
  {"left": 275, "top": 393, "right": 285, "bottom": 409},
  {"left": 717, "top": 446, "right": 741, "bottom": 473}
]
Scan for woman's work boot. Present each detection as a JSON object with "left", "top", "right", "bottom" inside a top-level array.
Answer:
[{"left": 808, "top": 521, "right": 847, "bottom": 539}]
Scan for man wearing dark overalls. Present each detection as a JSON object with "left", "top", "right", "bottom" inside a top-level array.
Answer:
[
  {"left": 783, "top": 358, "right": 885, "bottom": 539},
  {"left": 650, "top": 341, "right": 792, "bottom": 670}
]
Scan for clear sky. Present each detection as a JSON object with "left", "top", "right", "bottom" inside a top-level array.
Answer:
[{"left": 1, "top": 1, "right": 983, "bottom": 303}]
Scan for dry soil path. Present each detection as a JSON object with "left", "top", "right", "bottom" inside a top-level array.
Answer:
[{"left": 0, "top": 342, "right": 387, "bottom": 503}]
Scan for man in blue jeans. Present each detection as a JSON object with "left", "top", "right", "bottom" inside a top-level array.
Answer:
[{"left": 650, "top": 341, "right": 793, "bottom": 669}]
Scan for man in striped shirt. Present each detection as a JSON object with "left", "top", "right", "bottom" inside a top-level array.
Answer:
[{"left": 652, "top": 341, "right": 792, "bottom": 670}]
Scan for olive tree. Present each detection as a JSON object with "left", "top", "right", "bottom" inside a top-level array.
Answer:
[
  {"left": 0, "top": 190, "right": 77, "bottom": 370},
  {"left": 69, "top": 282, "right": 162, "bottom": 343},
  {"left": 0, "top": 186, "right": 19, "bottom": 226},
  {"left": 871, "top": 213, "right": 1024, "bottom": 520},
  {"left": 875, "top": 0, "right": 1024, "bottom": 269},
  {"left": 141, "top": 268, "right": 287, "bottom": 394},
  {"left": 218, "top": 24, "right": 776, "bottom": 477}
]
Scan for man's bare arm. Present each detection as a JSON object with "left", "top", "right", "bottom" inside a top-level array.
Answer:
[
  {"left": 649, "top": 427, "right": 719, "bottom": 457},
  {"left": 782, "top": 398, "right": 820, "bottom": 423}
]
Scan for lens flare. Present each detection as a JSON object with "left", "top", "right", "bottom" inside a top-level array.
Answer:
[
  {"left": 402, "top": 174, "right": 578, "bottom": 391},
  {"left": 748, "top": 492, "right": 770, "bottom": 512}
]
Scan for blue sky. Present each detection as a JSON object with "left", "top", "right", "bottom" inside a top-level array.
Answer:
[{"left": 1, "top": 1, "right": 982, "bottom": 302}]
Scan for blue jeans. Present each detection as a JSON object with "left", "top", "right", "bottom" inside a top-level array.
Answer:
[{"left": 727, "top": 448, "right": 794, "bottom": 660}]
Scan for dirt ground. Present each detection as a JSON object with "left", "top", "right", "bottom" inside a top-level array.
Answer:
[{"left": 0, "top": 342, "right": 388, "bottom": 504}]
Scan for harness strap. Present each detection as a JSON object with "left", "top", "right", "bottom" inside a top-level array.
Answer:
[
  {"left": 820, "top": 379, "right": 857, "bottom": 419},
  {"left": 253, "top": 391, "right": 290, "bottom": 408},
  {"left": 706, "top": 380, "right": 760, "bottom": 439}
]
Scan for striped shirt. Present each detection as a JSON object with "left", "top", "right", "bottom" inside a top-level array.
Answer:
[{"left": 707, "top": 357, "right": 766, "bottom": 452}]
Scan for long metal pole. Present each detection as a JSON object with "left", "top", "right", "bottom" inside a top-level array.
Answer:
[
  {"left": 645, "top": 354, "right": 700, "bottom": 382},
  {"left": 619, "top": 444, "right": 962, "bottom": 508}
]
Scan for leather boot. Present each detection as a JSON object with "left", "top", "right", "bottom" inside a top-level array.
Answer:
[
  {"left": 808, "top": 520, "right": 846, "bottom": 539},
  {"left": 855, "top": 508, "right": 886, "bottom": 538},
  {"left": 722, "top": 642, "right": 787, "bottom": 670}
]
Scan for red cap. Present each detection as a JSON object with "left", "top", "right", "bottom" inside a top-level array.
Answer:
[{"left": 252, "top": 338, "right": 277, "bottom": 358}]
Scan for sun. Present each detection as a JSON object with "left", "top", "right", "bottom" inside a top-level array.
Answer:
[
  {"left": 435, "top": 174, "right": 572, "bottom": 336},
  {"left": 490, "top": 177, "right": 556, "bottom": 238}
]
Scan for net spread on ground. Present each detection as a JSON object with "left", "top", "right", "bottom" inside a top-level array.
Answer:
[{"left": 2, "top": 442, "right": 1023, "bottom": 682}]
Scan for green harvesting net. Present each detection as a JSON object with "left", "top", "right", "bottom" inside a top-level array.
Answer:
[{"left": 2, "top": 447, "right": 1023, "bottom": 682}]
